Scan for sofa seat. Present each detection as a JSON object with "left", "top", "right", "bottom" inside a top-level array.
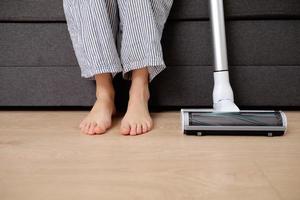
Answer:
[{"left": 0, "top": 0, "right": 299, "bottom": 108}]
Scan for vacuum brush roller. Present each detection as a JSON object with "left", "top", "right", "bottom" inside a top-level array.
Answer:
[{"left": 181, "top": 109, "right": 287, "bottom": 136}]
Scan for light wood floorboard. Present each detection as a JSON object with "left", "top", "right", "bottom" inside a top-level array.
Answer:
[{"left": 0, "top": 111, "right": 299, "bottom": 200}]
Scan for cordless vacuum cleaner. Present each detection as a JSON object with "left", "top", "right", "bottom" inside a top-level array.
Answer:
[{"left": 180, "top": 0, "right": 287, "bottom": 136}]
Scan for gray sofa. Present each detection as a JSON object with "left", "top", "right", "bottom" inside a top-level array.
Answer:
[{"left": 0, "top": 0, "right": 300, "bottom": 110}]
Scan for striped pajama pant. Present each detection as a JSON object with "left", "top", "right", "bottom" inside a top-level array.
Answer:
[{"left": 63, "top": 0, "right": 173, "bottom": 82}]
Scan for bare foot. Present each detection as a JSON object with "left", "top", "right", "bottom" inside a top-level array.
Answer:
[
  {"left": 79, "top": 73, "right": 116, "bottom": 135},
  {"left": 79, "top": 95, "right": 116, "bottom": 135},
  {"left": 120, "top": 80, "right": 153, "bottom": 136}
]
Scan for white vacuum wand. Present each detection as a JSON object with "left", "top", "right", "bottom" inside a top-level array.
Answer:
[{"left": 210, "top": 0, "right": 240, "bottom": 112}]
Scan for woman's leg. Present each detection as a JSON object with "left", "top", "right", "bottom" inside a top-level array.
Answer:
[
  {"left": 117, "top": 0, "right": 173, "bottom": 135},
  {"left": 63, "top": 0, "right": 122, "bottom": 134},
  {"left": 120, "top": 68, "right": 152, "bottom": 135}
]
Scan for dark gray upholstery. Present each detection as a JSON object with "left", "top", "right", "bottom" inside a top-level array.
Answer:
[
  {"left": 1, "top": 0, "right": 299, "bottom": 21},
  {"left": 1, "top": 66, "right": 299, "bottom": 107},
  {"left": 2, "top": 21, "right": 300, "bottom": 67},
  {"left": 0, "top": 0, "right": 299, "bottom": 108}
]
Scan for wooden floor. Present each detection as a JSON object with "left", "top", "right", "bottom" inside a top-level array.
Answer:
[{"left": 0, "top": 111, "right": 299, "bottom": 200}]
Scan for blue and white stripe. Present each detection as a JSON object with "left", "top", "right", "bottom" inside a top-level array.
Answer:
[{"left": 63, "top": 0, "right": 173, "bottom": 82}]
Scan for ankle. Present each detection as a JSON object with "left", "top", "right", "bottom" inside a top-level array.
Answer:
[
  {"left": 95, "top": 73, "right": 115, "bottom": 100},
  {"left": 129, "top": 84, "right": 150, "bottom": 101},
  {"left": 96, "top": 89, "right": 115, "bottom": 101}
]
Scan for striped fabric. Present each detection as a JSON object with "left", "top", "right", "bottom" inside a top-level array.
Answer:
[{"left": 63, "top": 0, "right": 173, "bottom": 82}]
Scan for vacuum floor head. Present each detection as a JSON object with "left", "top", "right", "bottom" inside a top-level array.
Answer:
[{"left": 181, "top": 109, "right": 287, "bottom": 136}]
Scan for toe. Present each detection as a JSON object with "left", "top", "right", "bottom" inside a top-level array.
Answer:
[
  {"left": 104, "top": 120, "right": 112, "bottom": 130},
  {"left": 79, "top": 120, "right": 85, "bottom": 129},
  {"left": 88, "top": 122, "right": 97, "bottom": 135},
  {"left": 94, "top": 122, "right": 106, "bottom": 134},
  {"left": 130, "top": 123, "right": 137, "bottom": 136},
  {"left": 120, "top": 120, "right": 131, "bottom": 135},
  {"left": 79, "top": 120, "right": 86, "bottom": 130},
  {"left": 142, "top": 123, "right": 148, "bottom": 133},
  {"left": 136, "top": 124, "right": 142, "bottom": 135},
  {"left": 80, "top": 123, "right": 86, "bottom": 134},
  {"left": 83, "top": 123, "right": 90, "bottom": 134},
  {"left": 146, "top": 120, "right": 153, "bottom": 131}
]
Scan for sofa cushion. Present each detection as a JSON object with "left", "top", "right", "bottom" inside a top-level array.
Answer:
[
  {"left": 0, "top": 0, "right": 299, "bottom": 21},
  {"left": 170, "top": 0, "right": 300, "bottom": 20},
  {"left": 0, "top": 66, "right": 299, "bottom": 107},
  {"left": 1, "top": 21, "right": 299, "bottom": 67}
]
